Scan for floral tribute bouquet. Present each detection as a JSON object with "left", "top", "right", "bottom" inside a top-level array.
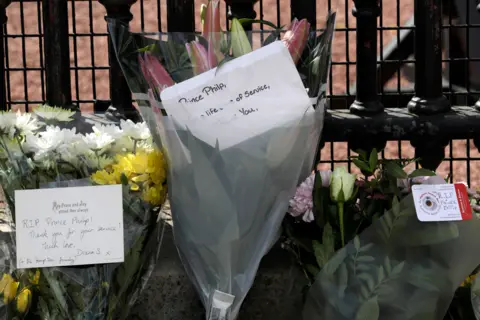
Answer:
[
  {"left": 283, "top": 149, "right": 480, "bottom": 320},
  {"left": 0, "top": 106, "right": 167, "bottom": 319},
  {"left": 108, "top": 1, "right": 335, "bottom": 319}
]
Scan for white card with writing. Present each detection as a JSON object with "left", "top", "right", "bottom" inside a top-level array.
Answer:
[
  {"left": 412, "top": 183, "right": 473, "bottom": 222},
  {"left": 15, "top": 185, "right": 124, "bottom": 268},
  {"left": 160, "top": 41, "right": 313, "bottom": 149}
]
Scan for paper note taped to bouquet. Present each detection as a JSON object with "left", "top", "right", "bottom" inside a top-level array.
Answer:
[
  {"left": 160, "top": 41, "right": 312, "bottom": 149},
  {"left": 412, "top": 183, "right": 472, "bottom": 222},
  {"left": 15, "top": 185, "right": 124, "bottom": 268}
]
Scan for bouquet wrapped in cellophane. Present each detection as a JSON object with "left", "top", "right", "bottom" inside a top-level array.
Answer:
[
  {"left": 108, "top": 0, "right": 335, "bottom": 318},
  {"left": 282, "top": 149, "right": 480, "bottom": 319},
  {"left": 0, "top": 106, "right": 167, "bottom": 319}
]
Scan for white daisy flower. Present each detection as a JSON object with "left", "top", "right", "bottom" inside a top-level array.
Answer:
[
  {"left": 120, "top": 120, "right": 151, "bottom": 140},
  {"left": 0, "top": 112, "right": 18, "bottom": 138}
]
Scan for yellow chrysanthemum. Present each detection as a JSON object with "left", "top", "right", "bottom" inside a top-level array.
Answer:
[
  {"left": 91, "top": 148, "right": 167, "bottom": 206},
  {"left": 460, "top": 273, "right": 478, "bottom": 287},
  {"left": 142, "top": 184, "right": 167, "bottom": 206},
  {"left": 91, "top": 169, "right": 121, "bottom": 185},
  {"left": 0, "top": 274, "right": 13, "bottom": 293},
  {"left": 30, "top": 270, "right": 40, "bottom": 285},
  {"left": 3, "top": 280, "right": 19, "bottom": 304},
  {"left": 16, "top": 288, "right": 32, "bottom": 313}
]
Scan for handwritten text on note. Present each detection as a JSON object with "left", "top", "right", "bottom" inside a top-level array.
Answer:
[
  {"left": 15, "top": 185, "right": 124, "bottom": 268},
  {"left": 160, "top": 41, "right": 312, "bottom": 149}
]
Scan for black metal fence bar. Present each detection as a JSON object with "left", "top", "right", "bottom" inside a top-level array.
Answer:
[
  {"left": 165, "top": 0, "right": 195, "bottom": 32},
  {"left": 349, "top": 0, "right": 383, "bottom": 115},
  {"left": 407, "top": 0, "right": 450, "bottom": 114},
  {"left": 228, "top": 1, "right": 256, "bottom": 31},
  {"left": 42, "top": 0, "right": 73, "bottom": 110},
  {"left": 290, "top": 0, "right": 316, "bottom": 28},
  {"left": 99, "top": 0, "right": 138, "bottom": 120},
  {"left": 0, "top": 0, "right": 479, "bottom": 177},
  {"left": 477, "top": 1, "right": 480, "bottom": 111},
  {"left": 0, "top": 1, "right": 9, "bottom": 111}
]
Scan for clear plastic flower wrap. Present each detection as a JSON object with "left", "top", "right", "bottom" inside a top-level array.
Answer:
[
  {"left": 0, "top": 107, "right": 167, "bottom": 319},
  {"left": 302, "top": 176, "right": 480, "bottom": 320},
  {"left": 107, "top": 8, "right": 335, "bottom": 319}
]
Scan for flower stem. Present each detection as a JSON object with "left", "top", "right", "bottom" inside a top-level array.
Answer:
[{"left": 338, "top": 201, "right": 345, "bottom": 247}]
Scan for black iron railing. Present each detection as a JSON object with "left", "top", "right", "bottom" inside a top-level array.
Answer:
[{"left": 0, "top": 0, "right": 480, "bottom": 184}]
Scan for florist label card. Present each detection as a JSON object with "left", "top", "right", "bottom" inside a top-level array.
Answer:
[
  {"left": 15, "top": 185, "right": 124, "bottom": 268},
  {"left": 160, "top": 41, "right": 312, "bottom": 149},
  {"left": 412, "top": 183, "right": 473, "bottom": 222}
]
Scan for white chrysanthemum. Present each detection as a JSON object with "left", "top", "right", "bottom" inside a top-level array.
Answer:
[
  {"left": 120, "top": 120, "right": 151, "bottom": 140},
  {"left": 0, "top": 112, "right": 16, "bottom": 137},
  {"left": 136, "top": 138, "right": 154, "bottom": 152},
  {"left": 58, "top": 139, "right": 92, "bottom": 167},
  {"left": 111, "top": 135, "right": 134, "bottom": 154},
  {"left": 33, "top": 105, "right": 75, "bottom": 122},
  {"left": 14, "top": 112, "right": 40, "bottom": 136},
  {"left": 82, "top": 130, "right": 115, "bottom": 152},
  {"left": 82, "top": 153, "right": 114, "bottom": 170},
  {"left": 92, "top": 124, "right": 123, "bottom": 140},
  {"left": 24, "top": 126, "right": 79, "bottom": 161}
]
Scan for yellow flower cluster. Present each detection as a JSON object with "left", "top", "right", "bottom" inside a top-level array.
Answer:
[
  {"left": 0, "top": 270, "right": 39, "bottom": 314},
  {"left": 460, "top": 273, "right": 478, "bottom": 287},
  {"left": 91, "top": 150, "right": 167, "bottom": 206}
]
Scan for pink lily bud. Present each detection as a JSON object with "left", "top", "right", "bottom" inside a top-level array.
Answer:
[
  {"left": 202, "top": 0, "right": 223, "bottom": 64},
  {"left": 282, "top": 18, "right": 310, "bottom": 64},
  {"left": 186, "top": 41, "right": 212, "bottom": 75},
  {"left": 138, "top": 53, "right": 175, "bottom": 93}
]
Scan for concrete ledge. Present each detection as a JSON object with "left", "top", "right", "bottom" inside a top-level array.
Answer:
[{"left": 132, "top": 225, "right": 307, "bottom": 320}]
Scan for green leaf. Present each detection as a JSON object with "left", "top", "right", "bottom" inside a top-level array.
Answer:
[
  {"left": 323, "top": 248, "right": 347, "bottom": 276},
  {"left": 137, "top": 44, "right": 156, "bottom": 53},
  {"left": 385, "top": 161, "right": 408, "bottom": 179},
  {"left": 377, "top": 266, "right": 385, "bottom": 283},
  {"left": 359, "top": 243, "right": 374, "bottom": 253},
  {"left": 356, "top": 264, "right": 371, "bottom": 272},
  {"left": 322, "top": 223, "right": 335, "bottom": 254},
  {"left": 338, "top": 263, "right": 349, "bottom": 297},
  {"left": 353, "top": 159, "right": 371, "bottom": 173},
  {"left": 215, "top": 55, "right": 234, "bottom": 75},
  {"left": 313, "top": 225, "right": 335, "bottom": 269},
  {"left": 237, "top": 18, "right": 279, "bottom": 30},
  {"left": 356, "top": 296, "right": 380, "bottom": 320},
  {"left": 369, "top": 148, "right": 378, "bottom": 171},
  {"left": 305, "top": 264, "right": 320, "bottom": 277},
  {"left": 384, "top": 256, "right": 392, "bottom": 275},
  {"left": 408, "top": 168, "right": 436, "bottom": 178},
  {"left": 358, "top": 273, "right": 375, "bottom": 291},
  {"left": 357, "top": 256, "right": 375, "bottom": 262},
  {"left": 262, "top": 29, "right": 283, "bottom": 46},
  {"left": 391, "top": 261, "right": 405, "bottom": 275},
  {"left": 354, "top": 236, "right": 360, "bottom": 251}
]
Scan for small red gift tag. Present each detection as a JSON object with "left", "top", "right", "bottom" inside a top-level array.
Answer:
[{"left": 412, "top": 183, "right": 473, "bottom": 222}]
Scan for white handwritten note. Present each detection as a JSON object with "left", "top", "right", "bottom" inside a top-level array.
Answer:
[
  {"left": 15, "top": 185, "right": 124, "bottom": 268},
  {"left": 160, "top": 41, "right": 313, "bottom": 149}
]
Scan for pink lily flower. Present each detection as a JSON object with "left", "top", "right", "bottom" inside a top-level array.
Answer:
[
  {"left": 138, "top": 53, "right": 175, "bottom": 93},
  {"left": 186, "top": 41, "right": 212, "bottom": 75},
  {"left": 282, "top": 18, "right": 310, "bottom": 64},
  {"left": 202, "top": 0, "right": 223, "bottom": 66}
]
